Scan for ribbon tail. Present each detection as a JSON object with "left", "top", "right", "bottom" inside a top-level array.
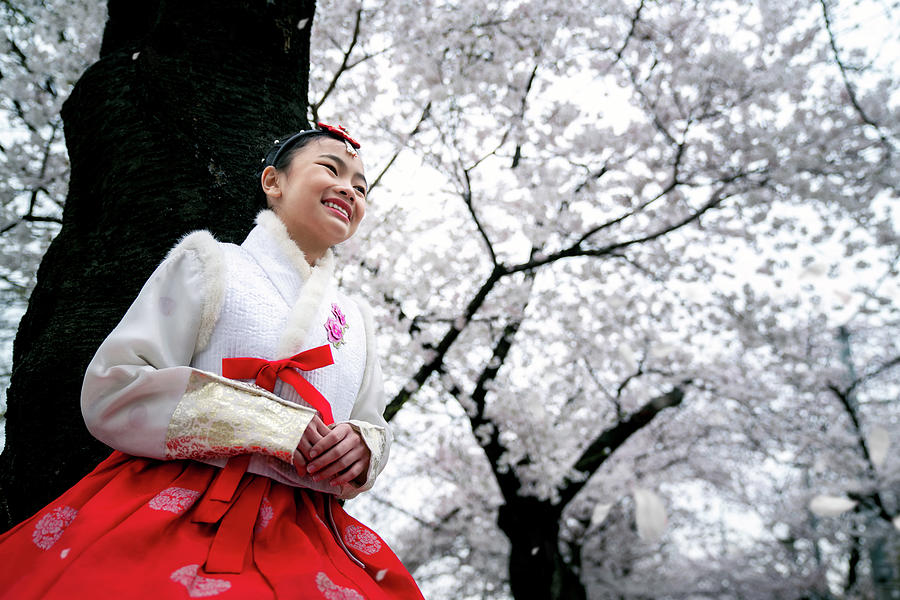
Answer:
[{"left": 279, "top": 369, "right": 335, "bottom": 425}]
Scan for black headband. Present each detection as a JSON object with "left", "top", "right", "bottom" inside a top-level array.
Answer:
[{"left": 261, "top": 123, "right": 362, "bottom": 170}]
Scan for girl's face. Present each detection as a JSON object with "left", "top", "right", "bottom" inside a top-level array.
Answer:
[{"left": 262, "top": 137, "right": 367, "bottom": 263}]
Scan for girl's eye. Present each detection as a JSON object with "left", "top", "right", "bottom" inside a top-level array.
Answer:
[
  {"left": 321, "top": 163, "right": 338, "bottom": 175},
  {"left": 354, "top": 186, "right": 367, "bottom": 197}
]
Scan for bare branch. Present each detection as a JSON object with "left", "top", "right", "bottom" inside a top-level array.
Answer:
[
  {"left": 461, "top": 167, "right": 498, "bottom": 268},
  {"left": 573, "top": 178, "right": 678, "bottom": 247},
  {"left": 825, "top": 382, "right": 894, "bottom": 524},
  {"left": 556, "top": 384, "right": 687, "bottom": 508},
  {"left": 506, "top": 181, "right": 749, "bottom": 276},
  {"left": 23, "top": 214, "right": 62, "bottom": 225},
  {"left": 819, "top": 0, "right": 894, "bottom": 154},
  {"left": 310, "top": 7, "right": 364, "bottom": 121},
  {"left": 367, "top": 101, "right": 431, "bottom": 194},
  {"left": 385, "top": 265, "right": 505, "bottom": 420},
  {"left": 612, "top": 0, "right": 646, "bottom": 65}
]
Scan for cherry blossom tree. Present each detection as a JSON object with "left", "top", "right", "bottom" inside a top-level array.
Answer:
[
  {"left": 309, "top": 1, "right": 899, "bottom": 597},
  {"left": 1, "top": 0, "right": 898, "bottom": 598}
]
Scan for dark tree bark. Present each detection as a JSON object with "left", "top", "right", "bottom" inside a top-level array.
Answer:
[
  {"left": 0, "top": 0, "right": 316, "bottom": 529},
  {"left": 495, "top": 386, "right": 685, "bottom": 599},
  {"left": 498, "top": 499, "right": 586, "bottom": 600}
]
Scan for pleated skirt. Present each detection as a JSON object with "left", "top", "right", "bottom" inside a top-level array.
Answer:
[{"left": 0, "top": 451, "right": 423, "bottom": 599}]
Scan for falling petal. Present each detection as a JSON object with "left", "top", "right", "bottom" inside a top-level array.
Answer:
[
  {"left": 893, "top": 515, "right": 900, "bottom": 532},
  {"left": 867, "top": 426, "right": 890, "bottom": 469},
  {"left": 649, "top": 343, "right": 677, "bottom": 359},
  {"left": 809, "top": 495, "right": 857, "bottom": 517},
  {"left": 633, "top": 488, "right": 667, "bottom": 542},
  {"left": 589, "top": 503, "right": 613, "bottom": 528},
  {"left": 833, "top": 289, "right": 853, "bottom": 304},
  {"left": 618, "top": 342, "right": 637, "bottom": 372},
  {"left": 800, "top": 260, "right": 828, "bottom": 279}
]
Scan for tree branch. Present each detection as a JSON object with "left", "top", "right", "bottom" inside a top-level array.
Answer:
[
  {"left": 818, "top": 0, "right": 893, "bottom": 155},
  {"left": 367, "top": 101, "right": 431, "bottom": 194},
  {"left": 826, "top": 382, "right": 894, "bottom": 524},
  {"left": 461, "top": 167, "right": 498, "bottom": 268},
  {"left": 385, "top": 174, "right": 762, "bottom": 421},
  {"left": 846, "top": 354, "right": 900, "bottom": 398},
  {"left": 463, "top": 319, "right": 527, "bottom": 500},
  {"left": 309, "top": 7, "right": 363, "bottom": 121},
  {"left": 505, "top": 182, "right": 745, "bottom": 276},
  {"left": 612, "top": 0, "right": 645, "bottom": 65},
  {"left": 385, "top": 265, "right": 505, "bottom": 420},
  {"left": 556, "top": 384, "right": 687, "bottom": 508}
]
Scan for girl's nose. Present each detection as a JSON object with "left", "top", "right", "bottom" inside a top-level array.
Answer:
[{"left": 335, "top": 183, "right": 354, "bottom": 199}]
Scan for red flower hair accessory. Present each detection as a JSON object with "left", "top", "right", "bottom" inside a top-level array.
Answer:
[{"left": 317, "top": 122, "right": 361, "bottom": 156}]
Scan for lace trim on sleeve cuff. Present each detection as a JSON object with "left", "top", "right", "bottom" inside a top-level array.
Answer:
[
  {"left": 343, "top": 420, "right": 388, "bottom": 492},
  {"left": 165, "top": 370, "right": 314, "bottom": 463}
]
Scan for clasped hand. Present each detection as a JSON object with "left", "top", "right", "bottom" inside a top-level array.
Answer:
[{"left": 292, "top": 415, "right": 370, "bottom": 487}]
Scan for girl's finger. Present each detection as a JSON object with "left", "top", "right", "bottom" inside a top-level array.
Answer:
[
  {"left": 297, "top": 416, "right": 327, "bottom": 461},
  {"left": 308, "top": 436, "right": 356, "bottom": 474},
  {"left": 292, "top": 449, "right": 308, "bottom": 476},
  {"left": 328, "top": 459, "right": 368, "bottom": 486},
  {"left": 308, "top": 425, "right": 352, "bottom": 459},
  {"left": 311, "top": 445, "right": 366, "bottom": 481},
  {"left": 311, "top": 415, "right": 331, "bottom": 437}
]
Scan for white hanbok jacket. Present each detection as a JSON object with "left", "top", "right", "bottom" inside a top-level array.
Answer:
[{"left": 81, "top": 210, "right": 390, "bottom": 499}]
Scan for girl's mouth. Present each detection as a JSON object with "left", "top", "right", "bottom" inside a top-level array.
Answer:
[{"left": 322, "top": 198, "right": 352, "bottom": 222}]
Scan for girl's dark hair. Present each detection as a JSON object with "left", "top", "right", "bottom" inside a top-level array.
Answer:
[
  {"left": 255, "top": 123, "right": 361, "bottom": 209},
  {"left": 257, "top": 123, "right": 361, "bottom": 176}
]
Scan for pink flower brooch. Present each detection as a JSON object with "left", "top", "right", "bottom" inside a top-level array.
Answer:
[{"left": 325, "top": 303, "right": 349, "bottom": 348}]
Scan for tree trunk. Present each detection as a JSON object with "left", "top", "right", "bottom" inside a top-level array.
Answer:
[
  {"left": 0, "top": 0, "right": 316, "bottom": 529},
  {"left": 499, "top": 497, "right": 587, "bottom": 600}
]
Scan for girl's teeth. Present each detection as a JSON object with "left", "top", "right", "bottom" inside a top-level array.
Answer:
[{"left": 324, "top": 202, "right": 349, "bottom": 219}]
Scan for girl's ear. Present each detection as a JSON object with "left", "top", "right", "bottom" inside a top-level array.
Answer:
[{"left": 260, "top": 166, "right": 282, "bottom": 205}]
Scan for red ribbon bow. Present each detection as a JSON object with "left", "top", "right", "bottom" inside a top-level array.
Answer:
[{"left": 221, "top": 345, "right": 335, "bottom": 424}]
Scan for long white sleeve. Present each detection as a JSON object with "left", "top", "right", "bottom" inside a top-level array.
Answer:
[
  {"left": 339, "top": 299, "right": 392, "bottom": 497},
  {"left": 81, "top": 235, "right": 316, "bottom": 464}
]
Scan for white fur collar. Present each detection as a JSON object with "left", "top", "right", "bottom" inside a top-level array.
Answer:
[
  {"left": 250, "top": 210, "right": 337, "bottom": 358},
  {"left": 255, "top": 209, "right": 335, "bottom": 280}
]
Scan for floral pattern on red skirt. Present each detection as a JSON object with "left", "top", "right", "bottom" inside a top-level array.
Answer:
[{"left": 0, "top": 451, "right": 423, "bottom": 600}]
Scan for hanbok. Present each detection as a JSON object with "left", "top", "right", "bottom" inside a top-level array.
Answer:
[{"left": 0, "top": 211, "right": 423, "bottom": 599}]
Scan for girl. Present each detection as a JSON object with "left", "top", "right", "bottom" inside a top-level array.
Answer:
[{"left": 0, "top": 124, "right": 425, "bottom": 599}]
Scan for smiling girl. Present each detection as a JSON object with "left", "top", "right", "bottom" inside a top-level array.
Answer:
[{"left": 0, "top": 124, "right": 424, "bottom": 599}]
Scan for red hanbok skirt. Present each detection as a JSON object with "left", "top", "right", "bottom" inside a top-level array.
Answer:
[{"left": 0, "top": 451, "right": 424, "bottom": 599}]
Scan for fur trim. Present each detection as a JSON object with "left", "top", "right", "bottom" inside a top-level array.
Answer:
[
  {"left": 165, "top": 230, "right": 225, "bottom": 353},
  {"left": 255, "top": 210, "right": 335, "bottom": 281},
  {"left": 356, "top": 298, "right": 378, "bottom": 397},
  {"left": 254, "top": 210, "right": 338, "bottom": 357},
  {"left": 274, "top": 255, "right": 335, "bottom": 357}
]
